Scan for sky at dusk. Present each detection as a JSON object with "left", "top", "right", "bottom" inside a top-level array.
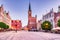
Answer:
[{"left": 0, "top": 0, "right": 60, "bottom": 26}]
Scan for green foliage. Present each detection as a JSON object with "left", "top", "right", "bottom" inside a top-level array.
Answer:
[
  {"left": 57, "top": 19, "right": 60, "bottom": 27},
  {"left": 0, "top": 22, "right": 6, "bottom": 28},
  {"left": 41, "top": 21, "right": 52, "bottom": 31},
  {"left": 0, "top": 22, "right": 9, "bottom": 29},
  {"left": 6, "top": 25, "right": 9, "bottom": 29}
]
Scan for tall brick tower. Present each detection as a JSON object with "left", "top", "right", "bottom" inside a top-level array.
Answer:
[
  {"left": 28, "top": 2, "right": 32, "bottom": 29},
  {"left": 28, "top": 2, "right": 37, "bottom": 30},
  {"left": 28, "top": 2, "right": 32, "bottom": 18}
]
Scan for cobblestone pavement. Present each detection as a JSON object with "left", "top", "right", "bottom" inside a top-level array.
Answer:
[{"left": 0, "top": 31, "right": 60, "bottom": 40}]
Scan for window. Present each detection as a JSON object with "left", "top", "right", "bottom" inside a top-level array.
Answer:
[{"left": 12, "top": 20, "right": 13, "bottom": 22}]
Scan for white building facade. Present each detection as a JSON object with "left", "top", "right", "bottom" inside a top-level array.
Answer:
[
  {"left": 37, "top": 20, "right": 42, "bottom": 30},
  {"left": 42, "top": 6, "right": 60, "bottom": 29}
]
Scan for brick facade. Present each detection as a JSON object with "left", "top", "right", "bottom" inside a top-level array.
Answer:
[
  {"left": 11, "top": 20, "right": 22, "bottom": 30},
  {"left": 27, "top": 3, "right": 37, "bottom": 30}
]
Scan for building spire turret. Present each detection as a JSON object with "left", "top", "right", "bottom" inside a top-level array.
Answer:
[
  {"left": 50, "top": 8, "right": 53, "bottom": 13},
  {"left": 28, "top": 0, "right": 32, "bottom": 18},
  {"left": 58, "top": 6, "right": 60, "bottom": 12},
  {"left": 29, "top": 0, "right": 31, "bottom": 11}
]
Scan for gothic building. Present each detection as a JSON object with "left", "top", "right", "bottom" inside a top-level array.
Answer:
[
  {"left": 27, "top": 2, "right": 37, "bottom": 30},
  {"left": 42, "top": 6, "right": 60, "bottom": 28},
  {"left": 0, "top": 5, "right": 11, "bottom": 28}
]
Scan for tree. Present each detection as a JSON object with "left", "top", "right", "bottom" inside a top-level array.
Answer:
[
  {"left": 0, "top": 22, "right": 9, "bottom": 29},
  {"left": 57, "top": 19, "right": 60, "bottom": 27},
  {"left": 0, "top": 22, "right": 6, "bottom": 29},
  {"left": 41, "top": 21, "right": 52, "bottom": 31},
  {"left": 6, "top": 25, "right": 9, "bottom": 29}
]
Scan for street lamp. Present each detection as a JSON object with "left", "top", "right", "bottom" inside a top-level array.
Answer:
[
  {"left": 45, "top": 23, "right": 48, "bottom": 28},
  {"left": 15, "top": 24, "right": 17, "bottom": 32}
]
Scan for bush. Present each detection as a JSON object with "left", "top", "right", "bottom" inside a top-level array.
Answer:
[
  {"left": 57, "top": 19, "right": 60, "bottom": 27},
  {"left": 41, "top": 21, "right": 52, "bottom": 31}
]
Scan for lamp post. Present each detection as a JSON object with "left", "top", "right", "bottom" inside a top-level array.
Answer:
[
  {"left": 15, "top": 24, "right": 17, "bottom": 32},
  {"left": 45, "top": 23, "right": 48, "bottom": 28},
  {"left": 45, "top": 23, "right": 49, "bottom": 32}
]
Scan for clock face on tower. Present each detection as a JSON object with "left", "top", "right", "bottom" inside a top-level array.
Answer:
[
  {"left": 28, "top": 11, "right": 31, "bottom": 17},
  {"left": 29, "top": 11, "right": 31, "bottom": 14}
]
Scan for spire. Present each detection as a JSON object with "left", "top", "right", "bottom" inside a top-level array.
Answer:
[
  {"left": 50, "top": 8, "right": 53, "bottom": 13},
  {"left": 35, "top": 15, "right": 37, "bottom": 18},
  {"left": 58, "top": 6, "right": 60, "bottom": 12},
  {"left": 1, "top": 4, "right": 3, "bottom": 8},
  {"left": 29, "top": 0, "right": 31, "bottom": 11}
]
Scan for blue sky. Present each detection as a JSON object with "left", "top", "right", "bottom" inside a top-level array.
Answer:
[{"left": 0, "top": 0, "right": 60, "bottom": 26}]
